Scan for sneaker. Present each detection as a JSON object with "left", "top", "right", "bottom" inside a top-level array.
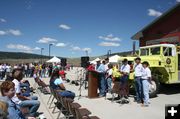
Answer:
[
  {"left": 141, "top": 104, "right": 149, "bottom": 107},
  {"left": 124, "top": 100, "right": 129, "bottom": 104},
  {"left": 124, "top": 96, "right": 129, "bottom": 99},
  {"left": 137, "top": 100, "right": 142, "bottom": 104}
]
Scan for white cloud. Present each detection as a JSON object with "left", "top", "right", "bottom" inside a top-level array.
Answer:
[
  {"left": 37, "top": 37, "right": 57, "bottom": 44},
  {"left": 0, "top": 30, "right": 7, "bottom": 35},
  {"left": 7, "top": 44, "right": 32, "bottom": 53},
  {"left": 70, "top": 45, "right": 92, "bottom": 53},
  {"left": 82, "top": 47, "right": 92, "bottom": 53},
  {"left": 98, "top": 34, "right": 121, "bottom": 41},
  {"left": 6, "top": 44, "right": 41, "bottom": 53},
  {"left": 72, "top": 46, "right": 81, "bottom": 51},
  {"left": 99, "top": 42, "right": 120, "bottom": 47},
  {"left": 0, "top": 18, "right": 6, "bottom": 23},
  {"left": 56, "top": 42, "right": 67, "bottom": 47},
  {"left": 8, "top": 29, "right": 22, "bottom": 36},
  {"left": 177, "top": 0, "right": 180, "bottom": 2},
  {"left": 0, "top": 29, "right": 22, "bottom": 36},
  {"left": 148, "top": 9, "right": 162, "bottom": 17},
  {"left": 59, "top": 24, "right": 71, "bottom": 30},
  {"left": 34, "top": 47, "right": 41, "bottom": 50}
]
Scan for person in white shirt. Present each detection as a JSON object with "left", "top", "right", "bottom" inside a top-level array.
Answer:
[
  {"left": 104, "top": 58, "right": 109, "bottom": 71},
  {"left": 0, "top": 64, "right": 3, "bottom": 80},
  {"left": 120, "top": 59, "right": 130, "bottom": 100},
  {"left": 5, "top": 64, "right": 11, "bottom": 78},
  {"left": 106, "top": 64, "right": 113, "bottom": 92},
  {"left": 141, "top": 61, "right": 152, "bottom": 107},
  {"left": 134, "top": 57, "right": 143, "bottom": 103},
  {"left": 12, "top": 69, "right": 40, "bottom": 116}
]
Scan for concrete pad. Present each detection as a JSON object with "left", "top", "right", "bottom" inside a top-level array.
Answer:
[{"left": 26, "top": 67, "right": 180, "bottom": 119}]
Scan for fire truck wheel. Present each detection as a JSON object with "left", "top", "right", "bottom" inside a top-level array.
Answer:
[{"left": 149, "top": 78, "right": 160, "bottom": 98}]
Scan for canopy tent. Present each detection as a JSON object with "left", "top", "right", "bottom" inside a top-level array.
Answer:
[
  {"left": 89, "top": 58, "right": 101, "bottom": 64},
  {"left": 46, "top": 56, "right": 61, "bottom": 63},
  {"left": 109, "top": 55, "right": 120, "bottom": 63}
]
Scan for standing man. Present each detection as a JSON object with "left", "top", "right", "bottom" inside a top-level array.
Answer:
[
  {"left": 96, "top": 59, "right": 106, "bottom": 97},
  {"left": 120, "top": 59, "right": 130, "bottom": 101},
  {"left": 104, "top": 58, "right": 110, "bottom": 90},
  {"left": 134, "top": 57, "right": 143, "bottom": 103},
  {"left": 0, "top": 64, "right": 3, "bottom": 80},
  {"left": 41, "top": 63, "right": 46, "bottom": 78},
  {"left": 104, "top": 58, "right": 109, "bottom": 71},
  {"left": 141, "top": 61, "right": 152, "bottom": 107}
]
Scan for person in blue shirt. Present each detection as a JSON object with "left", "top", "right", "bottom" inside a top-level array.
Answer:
[
  {"left": 49, "top": 68, "right": 75, "bottom": 99},
  {"left": 96, "top": 60, "right": 106, "bottom": 97},
  {"left": 0, "top": 81, "right": 35, "bottom": 119}
]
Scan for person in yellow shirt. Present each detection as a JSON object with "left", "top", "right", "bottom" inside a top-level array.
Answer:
[{"left": 112, "top": 64, "right": 121, "bottom": 82}]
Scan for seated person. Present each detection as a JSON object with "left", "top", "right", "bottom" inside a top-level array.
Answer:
[
  {"left": 20, "top": 80, "right": 32, "bottom": 97},
  {"left": 11, "top": 68, "right": 40, "bottom": 117},
  {"left": 0, "top": 100, "right": 8, "bottom": 119},
  {"left": 49, "top": 68, "right": 75, "bottom": 99},
  {"left": 0, "top": 81, "right": 35, "bottom": 119},
  {"left": 6, "top": 70, "right": 32, "bottom": 97},
  {"left": 33, "top": 71, "right": 50, "bottom": 94}
]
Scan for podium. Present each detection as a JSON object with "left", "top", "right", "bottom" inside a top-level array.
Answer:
[{"left": 88, "top": 70, "right": 99, "bottom": 98}]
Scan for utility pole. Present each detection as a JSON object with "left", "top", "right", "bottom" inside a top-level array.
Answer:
[{"left": 49, "top": 43, "right": 53, "bottom": 59}]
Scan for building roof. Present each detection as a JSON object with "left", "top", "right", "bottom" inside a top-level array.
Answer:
[
  {"left": 132, "top": 3, "right": 180, "bottom": 40},
  {"left": 140, "top": 43, "right": 176, "bottom": 49}
]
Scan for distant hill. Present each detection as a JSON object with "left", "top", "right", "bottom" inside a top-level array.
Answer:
[
  {"left": 0, "top": 50, "right": 138, "bottom": 65},
  {"left": 0, "top": 51, "right": 62, "bottom": 59},
  {"left": 0, "top": 50, "right": 137, "bottom": 59}
]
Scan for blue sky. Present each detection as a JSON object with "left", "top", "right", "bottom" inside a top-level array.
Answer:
[{"left": 0, "top": 0, "right": 179, "bottom": 58}]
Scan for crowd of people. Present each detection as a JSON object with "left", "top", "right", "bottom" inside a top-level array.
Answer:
[
  {"left": 0, "top": 62, "right": 72, "bottom": 80},
  {"left": 0, "top": 57, "right": 153, "bottom": 118},
  {"left": 0, "top": 68, "right": 40, "bottom": 119},
  {"left": 0, "top": 62, "right": 75, "bottom": 119},
  {"left": 87, "top": 57, "right": 152, "bottom": 107}
]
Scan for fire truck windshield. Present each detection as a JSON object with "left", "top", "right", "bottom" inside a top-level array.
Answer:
[
  {"left": 150, "top": 47, "right": 160, "bottom": 55},
  {"left": 140, "top": 48, "right": 149, "bottom": 56}
]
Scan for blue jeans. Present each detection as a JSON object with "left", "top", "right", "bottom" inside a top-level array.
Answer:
[
  {"left": 98, "top": 73, "right": 106, "bottom": 96},
  {"left": 142, "top": 79, "right": 150, "bottom": 105},
  {"left": 107, "top": 77, "right": 112, "bottom": 91},
  {"left": 59, "top": 91, "right": 75, "bottom": 99},
  {"left": 18, "top": 96, "right": 40, "bottom": 116},
  {"left": 41, "top": 69, "right": 46, "bottom": 78},
  {"left": 20, "top": 83, "right": 31, "bottom": 97},
  {"left": 134, "top": 77, "right": 143, "bottom": 102}
]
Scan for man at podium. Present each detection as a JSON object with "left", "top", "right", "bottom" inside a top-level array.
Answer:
[{"left": 96, "top": 59, "right": 106, "bottom": 97}]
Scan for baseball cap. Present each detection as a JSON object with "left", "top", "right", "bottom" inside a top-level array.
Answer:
[{"left": 59, "top": 70, "right": 66, "bottom": 75}]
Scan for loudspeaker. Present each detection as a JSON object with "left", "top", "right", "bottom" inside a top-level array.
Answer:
[
  {"left": 81, "top": 56, "right": 89, "bottom": 68},
  {"left": 61, "top": 58, "right": 67, "bottom": 67}
]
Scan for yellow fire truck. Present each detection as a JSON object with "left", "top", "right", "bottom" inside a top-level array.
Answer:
[{"left": 119, "top": 44, "right": 180, "bottom": 97}]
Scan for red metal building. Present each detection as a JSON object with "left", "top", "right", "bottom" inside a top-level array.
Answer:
[{"left": 132, "top": 3, "right": 180, "bottom": 47}]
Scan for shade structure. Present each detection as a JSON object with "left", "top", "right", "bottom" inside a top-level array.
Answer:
[
  {"left": 89, "top": 58, "right": 101, "bottom": 64},
  {"left": 46, "top": 56, "right": 61, "bottom": 63},
  {"left": 109, "top": 55, "right": 120, "bottom": 63}
]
